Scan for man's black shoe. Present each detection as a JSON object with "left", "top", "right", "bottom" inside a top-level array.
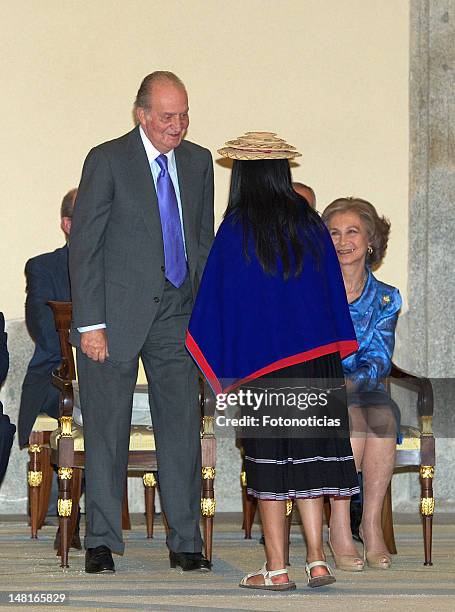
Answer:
[
  {"left": 169, "top": 551, "right": 211, "bottom": 572},
  {"left": 85, "top": 545, "right": 115, "bottom": 574}
]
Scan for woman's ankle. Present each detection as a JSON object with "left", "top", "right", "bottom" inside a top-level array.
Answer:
[
  {"left": 265, "top": 558, "right": 286, "bottom": 572},
  {"left": 306, "top": 548, "right": 326, "bottom": 564},
  {"left": 360, "top": 518, "right": 383, "bottom": 538}
]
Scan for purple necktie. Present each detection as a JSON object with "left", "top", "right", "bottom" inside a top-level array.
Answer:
[{"left": 155, "top": 154, "right": 187, "bottom": 288}]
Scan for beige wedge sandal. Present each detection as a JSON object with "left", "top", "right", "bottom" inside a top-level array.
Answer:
[{"left": 328, "top": 535, "right": 364, "bottom": 571}]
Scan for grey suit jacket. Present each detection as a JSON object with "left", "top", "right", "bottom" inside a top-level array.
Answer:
[{"left": 69, "top": 125, "right": 214, "bottom": 361}]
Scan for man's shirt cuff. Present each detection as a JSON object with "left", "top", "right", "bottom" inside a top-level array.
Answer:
[{"left": 78, "top": 323, "right": 107, "bottom": 333}]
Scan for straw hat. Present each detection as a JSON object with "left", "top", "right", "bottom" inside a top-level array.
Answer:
[{"left": 217, "top": 131, "right": 301, "bottom": 160}]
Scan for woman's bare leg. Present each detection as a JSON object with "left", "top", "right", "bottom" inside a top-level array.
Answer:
[
  {"left": 244, "top": 500, "right": 289, "bottom": 585},
  {"left": 328, "top": 497, "right": 363, "bottom": 558},
  {"left": 360, "top": 407, "right": 396, "bottom": 557},
  {"left": 296, "top": 497, "right": 329, "bottom": 577},
  {"left": 329, "top": 405, "right": 365, "bottom": 556}
]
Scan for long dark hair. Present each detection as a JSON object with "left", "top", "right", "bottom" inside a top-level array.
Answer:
[{"left": 224, "top": 159, "right": 324, "bottom": 278}]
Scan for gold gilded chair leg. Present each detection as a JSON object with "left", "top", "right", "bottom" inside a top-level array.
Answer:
[
  {"left": 37, "top": 447, "right": 53, "bottom": 530},
  {"left": 143, "top": 472, "right": 157, "bottom": 538},
  {"left": 122, "top": 480, "right": 131, "bottom": 531},
  {"left": 57, "top": 415, "right": 74, "bottom": 568},
  {"left": 28, "top": 444, "right": 43, "bottom": 539},
  {"left": 420, "top": 465, "right": 435, "bottom": 566},
  {"left": 240, "top": 470, "right": 247, "bottom": 530},
  {"left": 57, "top": 468, "right": 82, "bottom": 557},
  {"left": 68, "top": 468, "right": 82, "bottom": 552},
  {"left": 201, "top": 467, "right": 216, "bottom": 562},
  {"left": 241, "top": 470, "right": 257, "bottom": 539},
  {"left": 57, "top": 467, "right": 73, "bottom": 568},
  {"left": 284, "top": 500, "right": 293, "bottom": 566},
  {"left": 381, "top": 482, "right": 397, "bottom": 555},
  {"left": 161, "top": 511, "right": 170, "bottom": 536}
]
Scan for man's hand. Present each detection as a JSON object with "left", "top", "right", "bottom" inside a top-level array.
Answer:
[{"left": 80, "top": 329, "right": 109, "bottom": 363}]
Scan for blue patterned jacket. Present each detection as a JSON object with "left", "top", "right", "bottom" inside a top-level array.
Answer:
[{"left": 342, "top": 269, "right": 401, "bottom": 391}]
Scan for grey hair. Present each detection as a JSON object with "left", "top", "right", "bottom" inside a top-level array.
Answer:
[
  {"left": 134, "top": 71, "right": 186, "bottom": 110},
  {"left": 60, "top": 188, "right": 77, "bottom": 218}
]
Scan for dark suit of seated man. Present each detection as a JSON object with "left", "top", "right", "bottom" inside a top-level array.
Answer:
[
  {"left": 0, "top": 312, "right": 16, "bottom": 486},
  {"left": 17, "top": 189, "right": 76, "bottom": 449}
]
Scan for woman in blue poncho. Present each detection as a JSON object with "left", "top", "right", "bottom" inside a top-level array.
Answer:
[
  {"left": 186, "top": 132, "right": 359, "bottom": 590},
  {"left": 322, "top": 198, "right": 401, "bottom": 571}
]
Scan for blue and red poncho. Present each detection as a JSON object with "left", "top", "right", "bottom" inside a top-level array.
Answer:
[{"left": 186, "top": 216, "right": 357, "bottom": 394}]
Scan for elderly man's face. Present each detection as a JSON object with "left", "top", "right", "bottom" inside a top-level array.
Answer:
[{"left": 138, "top": 82, "right": 189, "bottom": 153}]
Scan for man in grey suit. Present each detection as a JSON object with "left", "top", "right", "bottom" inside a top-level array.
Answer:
[{"left": 69, "top": 71, "right": 214, "bottom": 573}]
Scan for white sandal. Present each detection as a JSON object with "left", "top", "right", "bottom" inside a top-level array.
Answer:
[
  {"left": 305, "top": 560, "right": 336, "bottom": 588},
  {"left": 239, "top": 562, "right": 296, "bottom": 591}
]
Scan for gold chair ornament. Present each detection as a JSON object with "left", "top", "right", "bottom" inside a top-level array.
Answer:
[
  {"left": 420, "top": 466, "right": 434, "bottom": 479},
  {"left": 142, "top": 472, "right": 157, "bottom": 487},
  {"left": 28, "top": 471, "right": 43, "bottom": 487},
  {"left": 201, "top": 497, "right": 216, "bottom": 517},
  {"left": 202, "top": 467, "right": 216, "bottom": 480},
  {"left": 420, "top": 497, "right": 435, "bottom": 516},
  {"left": 58, "top": 468, "right": 73, "bottom": 480},
  {"left": 58, "top": 498, "right": 73, "bottom": 517},
  {"left": 59, "top": 416, "right": 73, "bottom": 437}
]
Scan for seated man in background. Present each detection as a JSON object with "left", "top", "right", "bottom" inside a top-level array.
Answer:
[
  {"left": 17, "top": 189, "right": 79, "bottom": 546},
  {"left": 0, "top": 311, "right": 16, "bottom": 486},
  {"left": 18, "top": 188, "right": 76, "bottom": 449},
  {"left": 292, "top": 181, "right": 316, "bottom": 208}
]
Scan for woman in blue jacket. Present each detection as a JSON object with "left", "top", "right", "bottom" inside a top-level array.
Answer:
[{"left": 322, "top": 198, "right": 401, "bottom": 571}]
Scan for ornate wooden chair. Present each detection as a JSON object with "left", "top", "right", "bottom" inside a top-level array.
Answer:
[
  {"left": 28, "top": 395, "right": 133, "bottom": 541},
  {"left": 241, "top": 362, "right": 435, "bottom": 565},
  {"left": 386, "top": 363, "right": 435, "bottom": 565},
  {"left": 46, "top": 300, "right": 216, "bottom": 568},
  {"left": 29, "top": 429, "right": 138, "bottom": 543}
]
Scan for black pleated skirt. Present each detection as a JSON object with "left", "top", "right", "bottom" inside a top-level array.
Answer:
[{"left": 243, "top": 352, "right": 360, "bottom": 500}]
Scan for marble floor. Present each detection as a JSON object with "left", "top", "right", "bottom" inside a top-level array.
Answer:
[{"left": 0, "top": 513, "right": 453, "bottom": 612}]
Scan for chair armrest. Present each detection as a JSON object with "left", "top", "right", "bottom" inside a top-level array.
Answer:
[
  {"left": 389, "top": 362, "right": 434, "bottom": 420},
  {"left": 51, "top": 369, "right": 74, "bottom": 418},
  {"left": 199, "top": 374, "right": 216, "bottom": 417},
  {"left": 199, "top": 375, "right": 215, "bottom": 438}
]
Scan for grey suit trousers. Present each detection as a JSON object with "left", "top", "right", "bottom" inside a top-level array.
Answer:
[{"left": 77, "top": 278, "right": 202, "bottom": 555}]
